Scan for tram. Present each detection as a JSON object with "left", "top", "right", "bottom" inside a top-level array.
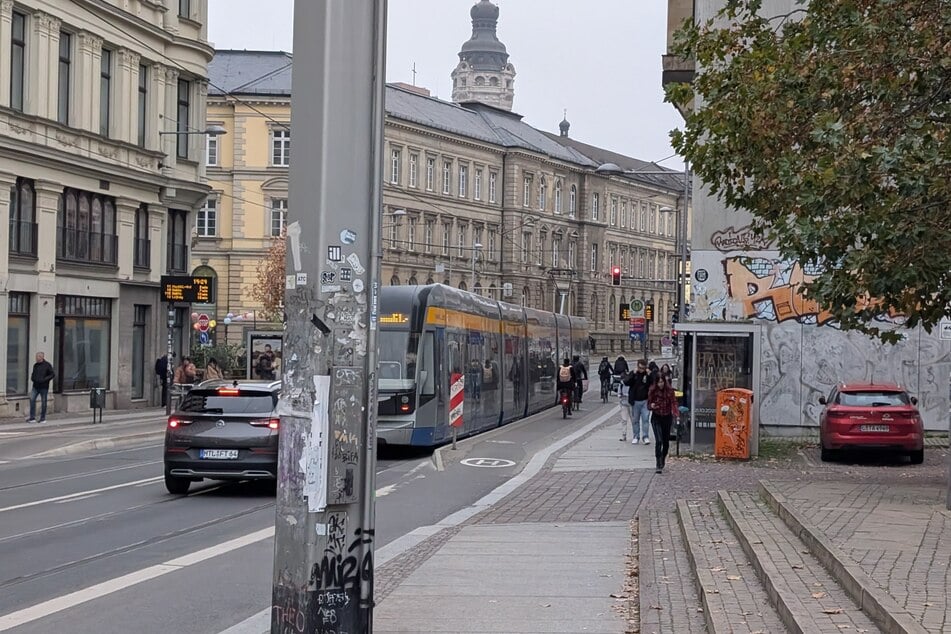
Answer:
[{"left": 377, "top": 284, "right": 589, "bottom": 447}]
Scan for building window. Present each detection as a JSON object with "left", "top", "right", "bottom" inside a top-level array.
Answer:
[
  {"left": 640, "top": 203, "right": 647, "bottom": 232},
  {"left": 569, "top": 185, "right": 577, "bottom": 217},
  {"left": 206, "top": 134, "right": 218, "bottom": 166},
  {"left": 590, "top": 243, "right": 599, "bottom": 271},
  {"left": 474, "top": 168, "right": 482, "bottom": 201},
  {"left": 650, "top": 204, "right": 658, "bottom": 233},
  {"left": 488, "top": 229, "right": 497, "bottom": 260},
  {"left": 489, "top": 172, "right": 497, "bottom": 203},
  {"left": 197, "top": 198, "right": 217, "bottom": 237},
  {"left": 58, "top": 32, "right": 72, "bottom": 125},
  {"left": 390, "top": 147, "right": 401, "bottom": 184},
  {"left": 176, "top": 79, "right": 190, "bottom": 159},
  {"left": 99, "top": 49, "right": 112, "bottom": 136},
  {"left": 407, "top": 217, "right": 417, "bottom": 251},
  {"left": 9, "top": 177, "right": 37, "bottom": 256},
  {"left": 425, "top": 219, "right": 434, "bottom": 253},
  {"left": 57, "top": 188, "right": 117, "bottom": 265},
  {"left": 538, "top": 177, "right": 547, "bottom": 210},
  {"left": 592, "top": 193, "right": 600, "bottom": 221},
  {"left": 620, "top": 200, "right": 627, "bottom": 228},
  {"left": 54, "top": 296, "right": 112, "bottom": 392},
  {"left": 554, "top": 180, "right": 563, "bottom": 214},
  {"left": 568, "top": 240, "right": 576, "bottom": 269},
  {"left": 473, "top": 225, "right": 483, "bottom": 251},
  {"left": 178, "top": 0, "right": 190, "bottom": 18},
  {"left": 270, "top": 198, "right": 287, "bottom": 236},
  {"left": 552, "top": 236, "right": 561, "bottom": 267},
  {"left": 7, "top": 292, "right": 30, "bottom": 396},
  {"left": 523, "top": 175, "right": 532, "bottom": 207},
  {"left": 134, "top": 205, "right": 150, "bottom": 269},
  {"left": 131, "top": 305, "right": 148, "bottom": 399},
  {"left": 11, "top": 11, "right": 26, "bottom": 112},
  {"left": 520, "top": 233, "right": 530, "bottom": 264},
  {"left": 459, "top": 165, "right": 468, "bottom": 198},
  {"left": 388, "top": 221, "right": 399, "bottom": 249},
  {"left": 137, "top": 64, "right": 148, "bottom": 147},
  {"left": 537, "top": 233, "right": 547, "bottom": 266},
  {"left": 610, "top": 197, "right": 618, "bottom": 226},
  {"left": 167, "top": 209, "right": 188, "bottom": 272},
  {"left": 426, "top": 157, "right": 435, "bottom": 191},
  {"left": 443, "top": 161, "right": 452, "bottom": 195},
  {"left": 409, "top": 153, "right": 418, "bottom": 188},
  {"left": 272, "top": 128, "right": 290, "bottom": 166},
  {"left": 457, "top": 224, "right": 467, "bottom": 258},
  {"left": 442, "top": 222, "right": 450, "bottom": 255}
]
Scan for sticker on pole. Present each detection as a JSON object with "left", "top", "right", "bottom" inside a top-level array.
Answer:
[{"left": 449, "top": 372, "right": 465, "bottom": 428}]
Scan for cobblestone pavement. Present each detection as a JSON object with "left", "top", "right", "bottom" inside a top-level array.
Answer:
[
  {"left": 772, "top": 480, "right": 951, "bottom": 633},
  {"left": 375, "top": 525, "right": 464, "bottom": 602}
]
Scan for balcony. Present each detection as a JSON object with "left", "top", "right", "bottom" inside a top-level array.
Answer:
[
  {"left": 9, "top": 220, "right": 38, "bottom": 257},
  {"left": 134, "top": 238, "right": 151, "bottom": 269},
  {"left": 57, "top": 228, "right": 118, "bottom": 265},
  {"left": 167, "top": 243, "right": 189, "bottom": 273}
]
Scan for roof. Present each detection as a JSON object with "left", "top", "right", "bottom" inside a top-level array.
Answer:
[
  {"left": 193, "top": 379, "right": 282, "bottom": 392},
  {"left": 207, "top": 50, "right": 677, "bottom": 183},
  {"left": 837, "top": 383, "right": 905, "bottom": 392}
]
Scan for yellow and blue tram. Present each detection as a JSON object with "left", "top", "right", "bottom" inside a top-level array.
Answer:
[{"left": 377, "top": 284, "right": 589, "bottom": 447}]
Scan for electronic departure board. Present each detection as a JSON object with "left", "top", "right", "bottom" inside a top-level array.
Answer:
[{"left": 160, "top": 276, "right": 215, "bottom": 303}]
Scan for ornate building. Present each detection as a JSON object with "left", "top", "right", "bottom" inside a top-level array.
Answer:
[
  {"left": 0, "top": 0, "right": 212, "bottom": 414},
  {"left": 450, "top": 0, "right": 516, "bottom": 111}
]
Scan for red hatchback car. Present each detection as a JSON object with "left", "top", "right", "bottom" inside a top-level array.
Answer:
[{"left": 818, "top": 383, "right": 924, "bottom": 464}]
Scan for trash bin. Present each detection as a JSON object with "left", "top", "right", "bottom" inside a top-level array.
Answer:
[
  {"left": 89, "top": 387, "right": 106, "bottom": 409},
  {"left": 714, "top": 388, "right": 753, "bottom": 460}
]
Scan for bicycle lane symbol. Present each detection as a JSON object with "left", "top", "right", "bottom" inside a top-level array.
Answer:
[{"left": 459, "top": 458, "right": 517, "bottom": 468}]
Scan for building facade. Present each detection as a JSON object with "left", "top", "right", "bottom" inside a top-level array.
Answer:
[
  {"left": 0, "top": 0, "right": 213, "bottom": 415},
  {"left": 204, "top": 47, "right": 686, "bottom": 358},
  {"left": 663, "top": 0, "right": 950, "bottom": 436}
]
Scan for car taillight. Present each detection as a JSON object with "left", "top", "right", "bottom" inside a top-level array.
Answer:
[
  {"left": 167, "top": 417, "right": 190, "bottom": 428},
  {"left": 400, "top": 404, "right": 411, "bottom": 412},
  {"left": 250, "top": 418, "right": 280, "bottom": 430},
  {"left": 218, "top": 388, "right": 240, "bottom": 395}
]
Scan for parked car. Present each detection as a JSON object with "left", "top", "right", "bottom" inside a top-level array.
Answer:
[
  {"left": 163, "top": 379, "right": 281, "bottom": 495},
  {"left": 818, "top": 383, "right": 923, "bottom": 464}
]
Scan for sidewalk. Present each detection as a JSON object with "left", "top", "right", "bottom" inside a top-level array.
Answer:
[
  {"left": 373, "top": 408, "right": 655, "bottom": 633},
  {"left": 0, "top": 405, "right": 165, "bottom": 430}
]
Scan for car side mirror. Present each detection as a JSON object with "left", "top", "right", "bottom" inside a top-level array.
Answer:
[
  {"left": 910, "top": 396, "right": 918, "bottom": 406},
  {"left": 818, "top": 396, "right": 827, "bottom": 405}
]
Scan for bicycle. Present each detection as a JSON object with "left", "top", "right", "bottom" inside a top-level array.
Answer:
[{"left": 600, "top": 377, "right": 611, "bottom": 403}]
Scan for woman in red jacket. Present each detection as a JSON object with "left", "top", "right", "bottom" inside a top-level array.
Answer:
[{"left": 647, "top": 374, "right": 678, "bottom": 473}]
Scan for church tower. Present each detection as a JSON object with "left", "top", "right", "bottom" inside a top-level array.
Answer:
[{"left": 451, "top": 0, "right": 517, "bottom": 111}]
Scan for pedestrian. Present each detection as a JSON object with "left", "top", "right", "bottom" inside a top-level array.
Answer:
[
  {"left": 648, "top": 360, "right": 660, "bottom": 384},
  {"left": 28, "top": 352, "right": 55, "bottom": 423},
  {"left": 617, "top": 375, "right": 631, "bottom": 442},
  {"left": 154, "top": 353, "right": 169, "bottom": 406},
  {"left": 204, "top": 357, "right": 224, "bottom": 381},
  {"left": 624, "top": 359, "right": 654, "bottom": 444},
  {"left": 648, "top": 374, "right": 679, "bottom": 473},
  {"left": 660, "top": 363, "right": 673, "bottom": 382},
  {"left": 613, "top": 355, "right": 629, "bottom": 376},
  {"left": 174, "top": 356, "right": 197, "bottom": 384}
]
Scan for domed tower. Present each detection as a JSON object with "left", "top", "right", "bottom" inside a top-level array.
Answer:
[{"left": 451, "top": 0, "right": 517, "bottom": 111}]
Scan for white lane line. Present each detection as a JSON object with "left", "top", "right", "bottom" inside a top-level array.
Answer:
[
  {"left": 0, "top": 527, "right": 274, "bottom": 631},
  {"left": 0, "top": 477, "right": 163, "bottom": 514},
  {"left": 53, "top": 493, "right": 100, "bottom": 505}
]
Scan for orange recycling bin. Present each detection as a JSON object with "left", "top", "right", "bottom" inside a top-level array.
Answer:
[{"left": 715, "top": 388, "right": 753, "bottom": 460}]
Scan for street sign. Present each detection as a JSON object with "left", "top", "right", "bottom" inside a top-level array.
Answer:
[
  {"left": 198, "top": 331, "right": 211, "bottom": 346},
  {"left": 450, "top": 373, "right": 465, "bottom": 428},
  {"left": 629, "top": 316, "right": 646, "bottom": 341},
  {"left": 619, "top": 303, "right": 630, "bottom": 321},
  {"left": 630, "top": 298, "right": 645, "bottom": 319},
  {"left": 941, "top": 319, "right": 951, "bottom": 341},
  {"left": 197, "top": 313, "right": 210, "bottom": 333},
  {"left": 160, "top": 276, "right": 215, "bottom": 303},
  {"left": 661, "top": 345, "right": 673, "bottom": 357}
]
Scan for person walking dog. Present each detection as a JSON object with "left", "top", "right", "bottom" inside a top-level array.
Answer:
[{"left": 28, "top": 352, "right": 55, "bottom": 423}]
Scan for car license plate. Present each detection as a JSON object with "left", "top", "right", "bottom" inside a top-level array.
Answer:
[
  {"left": 200, "top": 449, "right": 239, "bottom": 459},
  {"left": 860, "top": 424, "right": 890, "bottom": 432}
]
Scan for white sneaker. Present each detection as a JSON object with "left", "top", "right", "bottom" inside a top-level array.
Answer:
[
  {"left": 632, "top": 438, "right": 638, "bottom": 445},
  {"left": 644, "top": 437, "right": 651, "bottom": 445}
]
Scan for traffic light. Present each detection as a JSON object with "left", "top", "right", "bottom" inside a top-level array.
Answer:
[
  {"left": 645, "top": 301, "right": 654, "bottom": 321},
  {"left": 672, "top": 328, "right": 679, "bottom": 347},
  {"left": 611, "top": 266, "right": 621, "bottom": 286}
]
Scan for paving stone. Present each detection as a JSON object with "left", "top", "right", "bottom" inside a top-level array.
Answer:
[
  {"left": 677, "top": 500, "right": 788, "bottom": 633},
  {"left": 721, "top": 491, "right": 882, "bottom": 634},
  {"left": 639, "top": 510, "right": 708, "bottom": 634}
]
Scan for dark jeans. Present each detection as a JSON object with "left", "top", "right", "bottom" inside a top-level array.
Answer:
[
  {"left": 160, "top": 379, "right": 168, "bottom": 407},
  {"left": 651, "top": 414, "right": 673, "bottom": 468},
  {"left": 29, "top": 387, "right": 49, "bottom": 421}
]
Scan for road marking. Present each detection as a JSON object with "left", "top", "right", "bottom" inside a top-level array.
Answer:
[
  {"left": 53, "top": 493, "right": 100, "bottom": 504},
  {"left": 460, "top": 457, "right": 517, "bottom": 468},
  {"left": 0, "top": 527, "right": 274, "bottom": 631},
  {"left": 0, "top": 476, "right": 163, "bottom": 514}
]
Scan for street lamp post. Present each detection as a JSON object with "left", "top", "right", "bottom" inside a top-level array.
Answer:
[{"left": 471, "top": 242, "right": 483, "bottom": 288}]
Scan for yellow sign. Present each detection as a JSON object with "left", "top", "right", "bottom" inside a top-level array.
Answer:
[{"left": 380, "top": 312, "right": 409, "bottom": 325}]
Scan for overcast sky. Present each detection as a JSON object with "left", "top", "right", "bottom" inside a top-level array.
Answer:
[{"left": 208, "top": 0, "right": 684, "bottom": 169}]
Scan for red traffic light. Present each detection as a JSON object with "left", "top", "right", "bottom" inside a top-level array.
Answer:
[{"left": 611, "top": 266, "right": 621, "bottom": 286}]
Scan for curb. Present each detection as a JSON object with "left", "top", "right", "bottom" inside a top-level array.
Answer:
[
  {"left": 758, "top": 481, "right": 929, "bottom": 634},
  {"left": 24, "top": 431, "right": 165, "bottom": 459},
  {"left": 674, "top": 499, "right": 732, "bottom": 634},
  {"left": 637, "top": 514, "right": 660, "bottom": 633}
]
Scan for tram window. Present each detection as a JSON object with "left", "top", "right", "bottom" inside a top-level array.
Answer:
[{"left": 419, "top": 332, "right": 435, "bottom": 396}]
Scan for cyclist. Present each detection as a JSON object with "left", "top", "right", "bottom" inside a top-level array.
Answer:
[
  {"left": 597, "top": 356, "right": 613, "bottom": 401},
  {"left": 556, "top": 358, "right": 576, "bottom": 417},
  {"left": 571, "top": 355, "right": 588, "bottom": 410}
]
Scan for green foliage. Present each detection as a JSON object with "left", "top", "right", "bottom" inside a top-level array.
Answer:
[
  {"left": 667, "top": 0, "right": 951, "bottom": 342},
  {"left": 189, "top": 342, "right": 246, "bottom": 378}
]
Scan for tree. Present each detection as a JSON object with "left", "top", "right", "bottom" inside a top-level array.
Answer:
[
  {"left": 667, "top": 0, "right": 950, "bottom": 342},
  {"left": 252, "top": 233, "right": 286, "bottom": 322}
]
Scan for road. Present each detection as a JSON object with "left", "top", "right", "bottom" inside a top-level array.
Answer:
[{"left": 0, "top": 402, "right": 612, "bottom": 633}]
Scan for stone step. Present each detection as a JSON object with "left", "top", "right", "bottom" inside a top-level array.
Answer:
[
  {"left": 675, "top": 499, "right": 788, "bottom": 633},
  {"left": 759, "top": 481, "right": 932, "bottom": 634},
  {"left": 719, "top": 490, "right": 884, "bottom": 634},
  {"left": 639, "top": 511, "right": 709, "bottom": 634}
]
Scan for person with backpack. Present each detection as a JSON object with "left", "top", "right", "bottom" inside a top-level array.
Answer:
[
  {"left": 613, "top": 355, "right": 629, "bottom": 376},
  {"left": 597, "top": 356, "right": 612, "bottom": 400},
  {"left": 556, "top": 358, "right": 576, "bottom": 416}
]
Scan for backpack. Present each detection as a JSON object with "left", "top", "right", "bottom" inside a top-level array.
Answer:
[
  {"left": 482, "top": 365, "right": 493, "bottom": 383},
  {"left": 558, "top": 366, "right": 572, "bottom": 383},
  {"left": 598, "top": 360, "right": 611, "bottom": 377}
]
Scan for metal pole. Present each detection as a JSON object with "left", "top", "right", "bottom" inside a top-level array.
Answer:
[
  {"left": 166, "top": 304, "right": 174, "bottom": 416},
  {"left": 271, "top": 1, "right": 386, "bottom": 633},
  {"left": 679, "top": 164, "right": 689, "bottom": 323},
  {"left": 470, "top": 250, "right": 476, "bottom": 288}
]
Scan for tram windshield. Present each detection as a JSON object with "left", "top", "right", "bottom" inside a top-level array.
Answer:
[{"left": 378, "top": 330, "right": 417, "bottom": 391}]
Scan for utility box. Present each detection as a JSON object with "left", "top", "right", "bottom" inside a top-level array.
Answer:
[
  {"left": 89, "top": 387, "right": 106, "bottom": 409},
  {"left": 714, "top": 388, "right": 753, "bottom": 460}
]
